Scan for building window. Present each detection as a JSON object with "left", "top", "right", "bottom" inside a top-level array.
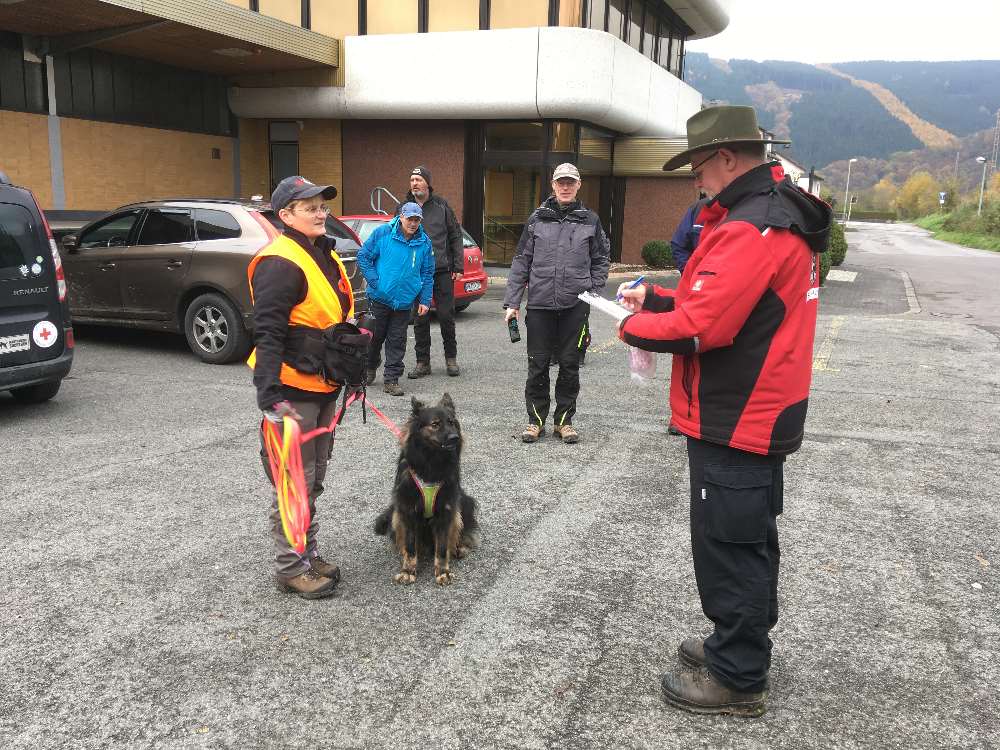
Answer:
[
  {"left": 587, "top": 0, "right": 606, "bottom": 30},
  {"left": 580, "top": 0, "right": 688, "bottom": 77},
  {"left": 627, "top": 0, "right": 642, "bottom": 51},
  {"left": 606, "top": 0, "right": 624, "bottom": 39},
  {"left": 269, "top": 121, "right": 300, "bottom": 192}
]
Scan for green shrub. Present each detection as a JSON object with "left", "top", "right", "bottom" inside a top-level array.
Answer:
[
  {"left": 828, "top": 222, "right": 848, "bottom": 266},
  {"left": 641, "top": 240, "right": 673, "bottom": 268},
  {"left": 819, "top": 249, "right": 831, "bottom": 286}
]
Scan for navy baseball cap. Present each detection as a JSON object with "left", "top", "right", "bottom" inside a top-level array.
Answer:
[
  {"left": 270, "top": 176, "right": 338, "bottom": 212},
  {"left": 399, "top": 202, "right": 423, "bottom": 219}
]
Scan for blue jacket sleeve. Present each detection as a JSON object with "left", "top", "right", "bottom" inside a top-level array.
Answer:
[
  {"left": 670, "top": 204, "right": 697, "bottom": 274},
  {"left": 357, "top": 227, "right": 381, "bottom": 290},
  {"left": 419, "top": 238, "right": 435, "bottom": 306}
]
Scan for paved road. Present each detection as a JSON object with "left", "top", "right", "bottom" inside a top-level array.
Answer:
[{"left": 2, "top": 227, "right": 998, "bottom": 749}]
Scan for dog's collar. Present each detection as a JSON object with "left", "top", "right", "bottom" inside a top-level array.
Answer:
[{"left": 408, "top": 468, "right": 442, "bottom": 519}]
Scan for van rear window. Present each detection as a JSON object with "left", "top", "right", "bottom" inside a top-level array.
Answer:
[{"left": 0, "top": 203, "right": 42, "bottom": 281}]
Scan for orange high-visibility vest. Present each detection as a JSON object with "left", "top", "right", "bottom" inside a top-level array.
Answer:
[{"left": 247, "top": 234, "right": 355, "bottom": 393}]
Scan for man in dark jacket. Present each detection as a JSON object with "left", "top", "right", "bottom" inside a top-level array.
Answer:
[
  {"left": 398, "top": 166, "right": 464, "bottom": 379},
  {"left": 618, "top": 106, "right": 831, "bottom": 716},
  {"left": 503, "top": 163, "right": 610, "bottom": 445},
  {"left": 670, "top": 195, "right": 710, "bottom": 274}
]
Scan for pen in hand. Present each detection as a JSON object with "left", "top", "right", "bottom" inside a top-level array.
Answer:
[{"left": 616, "top": 275, "right": 646, "bottom": 302}]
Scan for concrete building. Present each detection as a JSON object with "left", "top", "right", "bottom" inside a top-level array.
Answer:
[{"left": 0, "top": 1, "right": 728, "bottom": 263}]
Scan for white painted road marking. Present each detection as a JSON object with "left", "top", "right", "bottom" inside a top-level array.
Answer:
[{"left": 826, "top": 269, "right": 858, "bottom": 282}]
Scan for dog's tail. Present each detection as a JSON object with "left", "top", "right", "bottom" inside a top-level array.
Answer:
[
  {"left": 459, "top": 492, "right": 480, "bottom": 547},
  {"left": 373, "top": 506, "right": 393, "bottom": 536}
]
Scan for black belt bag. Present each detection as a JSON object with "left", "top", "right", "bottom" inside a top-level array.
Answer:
[{"left": 285, "top": 322, "right": 370, "bottom": 387}]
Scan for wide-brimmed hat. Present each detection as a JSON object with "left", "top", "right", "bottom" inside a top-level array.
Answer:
[{"left": 663, "top": 105, "right": 790, "bottom": 171}]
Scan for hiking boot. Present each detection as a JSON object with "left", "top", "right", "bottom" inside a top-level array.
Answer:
[
  {"left": 660, "top": 669, "right": 767, "bottom": 718},
  {"left": 553, "top": 424, "right": 579, "bottom": 444},
  {"left": 407, "top": 361, "right": 432, "bottom": 379},
  {"left": 309, "top": 556, "right": 341, "bottom": 584},
  {"left": 384, "top": 381, "right": 404, "bottom": 396},
  {"left": 276, "top": 569, "right": 338, "bottom": 599},
  {"left": 365, "top": 369, "right": 377, "bottom": 386},
  {"left": 678, "top": 637, "right": 706, "bottom": 668},
  {"left": 521, "top": 424, "right": 544, "bottom": 443},
  {"left": 445, "top": 357, "right": 460, "bottom": 376}
]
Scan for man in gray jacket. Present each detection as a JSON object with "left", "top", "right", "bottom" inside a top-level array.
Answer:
[
  {"left": 399, "top": 165, "right": 464, "bottom": 378},
  {"left": 503, "top": 163, "right": 610, "bottom": 444}
]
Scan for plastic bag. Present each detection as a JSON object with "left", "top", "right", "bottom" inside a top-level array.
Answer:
[{"left": 627, "top": 345, "right": 656, "bottom": 384}]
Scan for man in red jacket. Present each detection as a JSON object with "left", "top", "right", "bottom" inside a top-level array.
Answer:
[{"left": 619, "top": 106, "right": 831, "bottom": 717}]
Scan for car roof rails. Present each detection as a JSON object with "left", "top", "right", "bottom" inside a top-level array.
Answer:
[{"left": 0, "top": 170, "right": 11, "bottom": 185}]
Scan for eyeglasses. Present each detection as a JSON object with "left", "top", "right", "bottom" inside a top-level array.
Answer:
[
  {"left": 291, "top": 204, "right": 331, "bottom": 216},
  {"left": 691, "top": 151, "right": 720, "bottom": 180}
]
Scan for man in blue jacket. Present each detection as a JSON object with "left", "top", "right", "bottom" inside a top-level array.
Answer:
[{"left": 358, "top": 202, "right": 434, "bottom": 396}]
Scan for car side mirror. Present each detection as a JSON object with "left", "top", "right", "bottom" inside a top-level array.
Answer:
[{"left": 62, "top": 234, "right": 79, "bottom": 252}]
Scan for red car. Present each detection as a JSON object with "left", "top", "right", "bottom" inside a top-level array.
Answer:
[{"left": 339, "top": 214, "right": 487, "bottom": 311}]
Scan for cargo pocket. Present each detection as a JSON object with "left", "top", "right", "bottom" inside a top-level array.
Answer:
[{"left": 701, "top": 465, "right": 773, "bottom": 544}]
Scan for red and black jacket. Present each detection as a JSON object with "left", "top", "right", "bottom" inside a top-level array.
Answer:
[{"left": 620, "top": 163, "right": 831, "bottom": 455}]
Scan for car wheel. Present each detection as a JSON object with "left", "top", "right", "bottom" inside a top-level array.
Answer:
[
  {"left": 9, "top": 380, "right": 61, "bottom": 404},
  {"left": 184, "top": 292, "right": 250, "bottom": 365},
  {"left": 455, "top": 303, "right": 470, "bottom": 313}
]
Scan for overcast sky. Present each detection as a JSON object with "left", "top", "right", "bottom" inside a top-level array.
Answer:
[{"left": 685, "top": 1, "right": 1000, "bottom": 63}]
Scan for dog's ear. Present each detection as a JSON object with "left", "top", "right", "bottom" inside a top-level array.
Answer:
[
  {"left": 410, "top": 397, "right": 425, "bottom": 415},
  {"left": 438, "top": 392, "right": 456, "bottom": 415}
]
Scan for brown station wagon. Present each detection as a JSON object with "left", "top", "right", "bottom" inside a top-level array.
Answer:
[{"left": 59, "top": 199, "right": 366, "bottom": 364}]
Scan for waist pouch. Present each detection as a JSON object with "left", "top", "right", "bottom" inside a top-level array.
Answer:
[{"left": 285, "top": 322, "right": 370, "bottom": 387}]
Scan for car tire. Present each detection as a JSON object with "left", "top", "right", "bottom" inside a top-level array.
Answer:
[
  {"left": 184, "top": 292, "right": 251, "bottom": 365},
  {"left": 9, "top": 380, "right": 61, "bottom": 404},
  {"left": 455, "top": 303, "right": 470, "bottom": 313}
]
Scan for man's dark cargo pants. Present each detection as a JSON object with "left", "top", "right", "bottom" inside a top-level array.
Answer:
[
  {"left": 686, "top": 437, "right": 784, "bottom": 693},
  {"left": 524, "top": 302, "right": 588, "bottom": 427}
]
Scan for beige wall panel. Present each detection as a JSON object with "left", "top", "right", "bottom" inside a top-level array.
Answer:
[
  {"left": 223, "top": 0, "right": 251, "bottom": 8},
  {"left": 428, "top": 0, "right": 479, "bottom": 32},
  {"left": 491, "top": 0, "right": 547, "bottom": 29},
  {"left": 239, "top": 118, "right": 270, "bottom": 200},
  {"left": 298, "top": 119, "right": 344, "bottom": 216},
  {"left": 559, "top": 0, "right": 583, "bottom": 27},
  {"left": 0, "top": 111, "right": 53, "bottom": 208},
  {"left": 367, "top": 0, "right": 419, "bottom": 34},
  {"left": 311, "top": 0, "right": 360, "bottom": 38},
  {"left": 258, "top": 0, "right": 302, "bottom": 27},
  {"left": 60, "top": 119, "right": 234, "bottom": 211}
]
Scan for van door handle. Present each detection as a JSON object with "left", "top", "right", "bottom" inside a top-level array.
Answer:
[
  {"left": 166, "top": 260, "right": 183, "bottom": 269},
  {"left": 98, "top": 262, "right": 116, "bottom": 270}
]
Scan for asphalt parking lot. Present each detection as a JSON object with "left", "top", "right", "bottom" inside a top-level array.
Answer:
[{"left": 2, "top": 252, "right": 998, "bottom": 749}]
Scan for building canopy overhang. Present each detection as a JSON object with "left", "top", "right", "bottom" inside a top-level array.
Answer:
[
  {"left": 0, "top": 0, "right": 337, "bottom": 75},
  {"left": 670, "top": 0, "right": 729, "bottom": 41},
  {"left": 229, "top": 27, "right": 702, "bottom": 138}
]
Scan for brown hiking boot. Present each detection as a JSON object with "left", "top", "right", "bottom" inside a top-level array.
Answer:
[
  {"left": 521, "top": 424, "right": 543, "bottom": 443},
  {"left": 660, "top": 669, "right": 767, "bottom": 717},
  {"left": 384, "top": 381, "right": 404, "bottom": 396},
  {"left": 309, "top": 556, "right": 341, "bottom": 584},
  {"left": 276, "top": 569, "right": 338, "bottom": 599},
  {"left": 365, "top": 369, "right": 377, "bottom": 386},
  {"left": 678, "top": 637, "right": 706, "bottom": 668},
  {"left": 445, "top": 358, "right": 460, "bottom": 376},
  {"left": 407, "top": 361, "right": 431, "bottom": 379},
  {"left": 553, "top": 424, "right": 579, "bottom": 444}
]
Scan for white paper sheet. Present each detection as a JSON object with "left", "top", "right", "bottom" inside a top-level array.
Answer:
[{"left": 577, "top": 291, "right": 631, "bottom": 322}]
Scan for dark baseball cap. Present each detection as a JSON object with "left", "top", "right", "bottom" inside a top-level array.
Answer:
[{"left": 270, "top": 176, "right": 338, "bottom": 212}]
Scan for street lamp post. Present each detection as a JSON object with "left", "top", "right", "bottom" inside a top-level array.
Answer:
[
  {"left": 842, "top": 158, "right": 858, "bottom": 222},
  {"left": 976, "top": 156, "right": 988, "bottom": 217}
]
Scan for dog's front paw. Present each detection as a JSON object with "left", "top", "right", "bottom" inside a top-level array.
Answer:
[
  {"left": 435, "top": 571, "right": 454, "bottom": 586},
  {"left": 394, "top": 571, "right": 416, "bottom": 585}
]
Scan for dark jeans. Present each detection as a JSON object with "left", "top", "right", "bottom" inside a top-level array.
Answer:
[
  {"left": 413, "top": 270, "right": 457, "bottom": 362},
  {"left": 524, "top": 302, "right": 588, "bottom": 426},
  {"left": 366, "top": 300, "right": 412, "bottom": 382},
  {"left": 686, "top": 437, "right": 784, "bottom": 693}
]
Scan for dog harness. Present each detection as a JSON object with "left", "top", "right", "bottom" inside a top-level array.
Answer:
[{"left": 408, "top": 469, "right": 442, "bottom": 519}]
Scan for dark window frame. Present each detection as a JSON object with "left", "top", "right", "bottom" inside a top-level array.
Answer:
[
  {"left": 359, "top": 0, "right": 367, "bottom": 34},
  {"left": 250, "top": 0, "right": 259, "bottom": 11},
  {"left": 301, "top": 0, "right": 311, "bottom": 28},
  {"left": 480, "top": 0, "right": 490, "bottom": 30},
  {"left": 418, "top": 0, "right": 429, "bottom": 32}
]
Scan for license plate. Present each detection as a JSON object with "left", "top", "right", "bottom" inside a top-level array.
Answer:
[
  {"left": 464, "top": 281, "right": 482, "bottom": 292},
  {"left": 0, "top": 334, "right": 31, "bottom": 354}
]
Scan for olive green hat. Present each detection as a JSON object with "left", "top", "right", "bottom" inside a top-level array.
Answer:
[{"left": 663, "top": 105, "right": 790, "bottom": 171}]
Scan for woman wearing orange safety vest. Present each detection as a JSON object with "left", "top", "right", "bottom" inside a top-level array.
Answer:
[{"left": 248, "top": 175, "right": 356, "bottom": 599}]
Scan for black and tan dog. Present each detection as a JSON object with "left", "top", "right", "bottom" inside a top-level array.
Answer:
[{"left": 374, "top": 394, "right": 479, "bottom": 585}]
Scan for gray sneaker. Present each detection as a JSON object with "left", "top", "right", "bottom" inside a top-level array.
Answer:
[{"left": 384, "top": 381, "right": 404, "bottom": 396}]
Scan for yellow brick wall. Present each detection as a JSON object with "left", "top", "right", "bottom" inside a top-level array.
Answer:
[
  {"left": 491, "top": 0, "right": 547, "bottom": 29},
  {"left": 258, "top": 0, "right": 302, "bottom": 27},
  {"left": 559, "top": 0, "right": 583, "bottom": 26},
  {"left": 298, "top": 119, "right": 344, "bottom": 216},
  {"left": 239, "top": 118, "right": 270, "bottom": 200},
  {"left": 428, "top": 0, "right": 479, "bottom": 31},
  {"left": 60, "top": 119, "right": 234, "bottom": 210},
  {"left": 0, "top": 110, "right": 53, "bottom": 208}
]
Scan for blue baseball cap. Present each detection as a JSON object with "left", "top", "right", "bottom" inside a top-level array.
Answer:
[{"left": 399, "top": 202, "right": 423, "bottom": 219}]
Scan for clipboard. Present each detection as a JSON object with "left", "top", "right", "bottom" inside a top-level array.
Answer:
[{"left": 578, "top": 291, "right": 630, "bottom": 322}]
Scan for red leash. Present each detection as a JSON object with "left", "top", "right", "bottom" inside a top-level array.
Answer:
[{"left": 298, "top": 391, "right": 402, "bottom": 443}]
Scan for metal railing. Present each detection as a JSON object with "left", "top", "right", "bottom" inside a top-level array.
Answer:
[
  {"left": 483, "top": 217, "right": 522, "bottom": 265},
  {"left": 370, "top": 186, "right": 401, "bottom": 216}
]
